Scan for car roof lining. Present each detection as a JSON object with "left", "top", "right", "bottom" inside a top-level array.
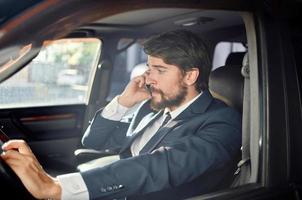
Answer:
[
  {"left": 77, "top": 9, "right": 246, "bottom": 47},
  {"left": 81, "top": 9, "right": 245, "bottom": 35}
]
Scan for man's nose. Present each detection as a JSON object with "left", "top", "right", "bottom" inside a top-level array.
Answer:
[{"left": 144, "top": 71, "right": 156, "bottom": 85}]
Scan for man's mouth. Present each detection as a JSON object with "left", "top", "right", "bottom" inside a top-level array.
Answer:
[
  {"left": 150, "top": 87, "right": 161, "bottom": 94},
  {"left": 146, "top": 85, "right": 165, "bottom": 99},
  {"left": 150, "top": 89, "right": 164, "bottom": 101}
]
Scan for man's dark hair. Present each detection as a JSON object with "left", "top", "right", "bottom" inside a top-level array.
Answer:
[{"left": 143, "top": 30, "right": 211, "bottom": 92}]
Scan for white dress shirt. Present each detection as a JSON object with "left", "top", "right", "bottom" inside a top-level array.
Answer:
[
  {"left": 57, "top": 173, "right": 89, "bottom": 200},
  {"left": 57, "top": 92, "right": 202, "bottom": 200}
]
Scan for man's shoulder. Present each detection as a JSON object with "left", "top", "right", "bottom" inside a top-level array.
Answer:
[{"left": 207, "top": 98, "right": 241, "bottom": 122}]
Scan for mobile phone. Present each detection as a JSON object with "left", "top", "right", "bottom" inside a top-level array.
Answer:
[{"left": 145, "top": 84, "right": 152, "bottom": 96}]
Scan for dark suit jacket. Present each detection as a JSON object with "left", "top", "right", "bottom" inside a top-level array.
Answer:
[{"left": 81, "top": 90, "right": 241, "bottom": 200}]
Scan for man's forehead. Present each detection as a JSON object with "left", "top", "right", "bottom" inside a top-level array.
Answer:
[
  {"left": 147, "top": 55, "right": 165, "bottom": 63},
  {"left": 147, "top": 56, "right": 175, "bottom": 69}
]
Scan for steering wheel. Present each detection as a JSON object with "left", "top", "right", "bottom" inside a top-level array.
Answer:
[{"left": 0, "top": 156, "right": 35, "bottom": 199}]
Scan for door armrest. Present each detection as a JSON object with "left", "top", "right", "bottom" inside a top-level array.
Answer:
[{"left": 74, "top": 148, "right": 116, "bottom": 164}]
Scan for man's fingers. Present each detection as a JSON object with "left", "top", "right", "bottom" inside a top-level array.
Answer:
[
  {"left": 2, "top": 139, "right": 26, "bottom": 150},
  {"left": 2, "top": 139, "right": 32, "bottom": 155},
  {"left": 119, "top": 74, "right": 150, "bottom": 107},
  {"left": 133, "top": 75, "right": 146, "bottom": 88},
  {"left": 1, "top": 150, "right": 41, "bottom": 173},
  {"left": 1, "top": 157, "right": 20, "bottom": 169},
  {"left": 1, "top": 150, "right": 25, "bottom": 169},
  {"left": 1, "top": 149, "right": 24, "bottom": 162}
]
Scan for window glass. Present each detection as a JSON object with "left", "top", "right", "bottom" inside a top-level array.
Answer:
[
  {"left": 107, "top": 39, "right": 147, "bottom": 100},
  {"left": 212, "top": 42, "right": 246, "bottom": 70},
  {"left": 0, "top": 38, "right": 101, "bottom": 108}
]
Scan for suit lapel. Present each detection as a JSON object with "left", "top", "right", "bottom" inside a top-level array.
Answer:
[
  {"left": 126, "top": 100, "right": 153, "bottom": 136},
  {"left": 132, "top": 111, "right": 163, "bottom": 135},
  {"left": 120, "top": 110, "right": 163, "bottom": 154},
  {"left": 139, "top": 120, "right": 180, "bottom": 154}
]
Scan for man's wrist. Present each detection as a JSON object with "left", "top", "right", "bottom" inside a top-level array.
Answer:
[
  {"left": 47, "top": 178, "right": 62, "bottom": 200},
  {"left": 56, "top": 173, "right": 89, "bottom": 200},
  {"left": 118, "top": 95, "right": 136, "bottom": 108}
]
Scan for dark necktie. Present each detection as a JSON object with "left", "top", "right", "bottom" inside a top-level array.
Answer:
[{"left": 161, "top": 112, "right": 171, "bottom": 127}]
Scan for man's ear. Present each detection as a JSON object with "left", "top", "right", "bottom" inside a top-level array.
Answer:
[{"left": 184, "top": 68, "right": 199, "bottom": 86}]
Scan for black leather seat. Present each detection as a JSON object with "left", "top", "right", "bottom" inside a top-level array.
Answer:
[
  {"left": 209, "top": 52, "right": 245, "bottom": 113},
  {"left": 207, "top": 52, "right": 245, "bottom": 190}
]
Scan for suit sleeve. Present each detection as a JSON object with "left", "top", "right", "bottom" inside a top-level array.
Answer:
[
  {"left": 80, "top": 107, "right": 242, "bottom": 200},
  {"left": 82, "top": 98, "right": 149, "bottom": 151},
  {"left": 81, "top": 112, "right": 130, "bottom": 151},
  {"left": 81, "top": 96, "right": 137, "bottom": 150}
]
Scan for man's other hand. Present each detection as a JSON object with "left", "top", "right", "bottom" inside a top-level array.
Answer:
[{"left": 1, "top": 139, "right": 62, "bottom": 200}]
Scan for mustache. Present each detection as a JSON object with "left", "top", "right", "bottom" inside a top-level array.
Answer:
[
  {"left": 145, "top": 85, "right": 163, "bottom": 95},
  {"left": 150, "top": 87, "right": 162, "bottom": 93}
]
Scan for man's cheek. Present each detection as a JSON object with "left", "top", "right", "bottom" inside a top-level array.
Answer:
[{"left": 152, "top": 92, "right": 165, "bottom": 102}]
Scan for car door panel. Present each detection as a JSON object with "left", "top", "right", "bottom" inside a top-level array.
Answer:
[{"left": 0, "top": 105, "right": 86, "bottom": 175}]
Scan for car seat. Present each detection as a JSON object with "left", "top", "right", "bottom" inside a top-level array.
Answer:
[
  {"left": 208, "top": 51, "right": 246, "bottom": 189},
  {"left": 209, "top": 52, "right": 245, "bottom": 113}
]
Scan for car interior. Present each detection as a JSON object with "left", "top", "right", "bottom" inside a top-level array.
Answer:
[{"left": 0, "top": 2, "right": 258, "bottom": 199}]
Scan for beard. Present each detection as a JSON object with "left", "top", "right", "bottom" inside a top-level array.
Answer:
[{"left": 150, "top": 83, "right": 187, "bottom": 111}]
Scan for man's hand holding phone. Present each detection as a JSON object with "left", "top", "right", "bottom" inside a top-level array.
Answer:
[{"left": 118, "top": 74, "right": 151, "bottom": 108}]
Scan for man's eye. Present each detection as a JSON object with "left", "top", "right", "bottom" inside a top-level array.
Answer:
[
  {"left": 158, "top": 69, "right": 165, "bottom": 73},
  {"left": 145, "top": 69, "right": 151, "bottom": 75}
]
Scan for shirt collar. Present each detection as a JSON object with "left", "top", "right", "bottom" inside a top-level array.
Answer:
[{"left": 164, "top": 91, "right": 203, "bottom": 120}]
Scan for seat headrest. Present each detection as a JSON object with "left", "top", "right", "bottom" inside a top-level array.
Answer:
[
  {"left": 209, "top": 65, "right": 244, "bottom": 113},
  {"left": 225, "top": 52, "right": 246, "bottom": 66}
]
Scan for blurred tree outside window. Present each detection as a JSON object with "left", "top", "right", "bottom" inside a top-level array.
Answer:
[{"left": 0, "top": 38, "right": 101, "bottom": 108}]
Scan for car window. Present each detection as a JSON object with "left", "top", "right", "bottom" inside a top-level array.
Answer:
[
  {"left": 212, "top": 41, "right": 246, "bottom": 70},
  {"left": 107, "top": 39, "right": 147, "bottom": 100},
  {"left": 0, "top": 38, "right": 101, "bottom": 108}
]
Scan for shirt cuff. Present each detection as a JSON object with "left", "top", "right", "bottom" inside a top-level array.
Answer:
[
  {"left": 57, "top": 173, "right": 89, "bottom": 200},
  {"left": 101, "top": 95, "right": 131, "bottom": 121}
]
